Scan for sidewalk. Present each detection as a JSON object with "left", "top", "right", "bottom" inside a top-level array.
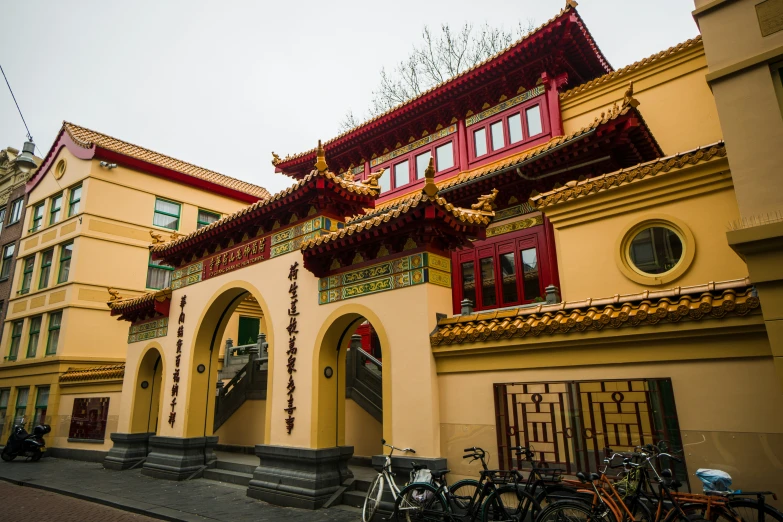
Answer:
[{"left": 0, "top": 457, "right": 360, "bottom": 521}]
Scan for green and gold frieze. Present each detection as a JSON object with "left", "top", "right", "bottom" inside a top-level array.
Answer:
[
  {"left": 492, "top": 202, "right": 536, "bottom": 222},
  {"left": 169, "top": 216, "right": 344, "bottom": 290},
  {"left": 318, "top": 252, "right": 451, "bottom": 305},
  {"left": 465, "top": 85, "right": 545, "bottom": 127},
  {"left": 128, "top": 317, "right": 168, "bottom": 344},
  {"left": 486, "top": 215, "right": 543, "bottom": 238}
]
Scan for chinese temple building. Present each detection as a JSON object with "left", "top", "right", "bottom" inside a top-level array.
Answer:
[{"left": 99, "top": 1, "right": 781, "bottom": 511}]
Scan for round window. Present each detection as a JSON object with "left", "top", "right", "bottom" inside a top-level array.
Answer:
[
  {"left": 628, "top": 226, "right": 683, "bottom": 275},
  {"left": 54, "top": 159, "right": 66, "bottom": 179}
]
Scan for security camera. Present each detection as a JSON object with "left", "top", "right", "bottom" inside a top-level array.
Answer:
[{"left": 99, "top": 161, "right": 117, "bottom": 169}]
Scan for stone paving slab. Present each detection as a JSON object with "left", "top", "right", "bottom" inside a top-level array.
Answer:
[{"left": 0, "top": 457, "right": 360, "bottom": 522}]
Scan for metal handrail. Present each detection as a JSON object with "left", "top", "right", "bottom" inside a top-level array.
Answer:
[{"left": 356, "top": 347, "right": 382, "bottom": 368}]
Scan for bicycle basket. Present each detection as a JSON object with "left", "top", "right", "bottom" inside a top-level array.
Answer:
[
  {"left": 491, "top": 470, "right": 519, "bottom": 485},
  {"left": 536, "top": 468, "right": 563, "bottom": 483},
  {"left": 695, "top": 469, "right": 734, "bottom": 494}
]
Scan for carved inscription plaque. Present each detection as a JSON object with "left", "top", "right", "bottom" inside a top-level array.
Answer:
[{"left": 757, "top": 0, "right": 783, "bottom": 37}]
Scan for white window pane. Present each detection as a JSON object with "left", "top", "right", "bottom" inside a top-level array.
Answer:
[
  {"left": 508, "top": 114, "right": 523, "bottom": 144},
  {"left": 379, "top": 169, "right": 390, "bottom": 193},
  {"left": 153, "top": 214, "right": 178, "bottom": 229},
  {"left": 436, "top": 142, "right": 454, "bottom": 171},
  {"left": 415, "top": 152, "right": 431, "bottom": 179},
  {"left": 490, "top": 121, "right": 504, "bottom": 151},
  {"left": 155, "top": 199, "right": 179, "bottom": 215},
  {"left": 393, "top": 160, "right": 409, "bottom": 188},
  {"left": 474, "top": 128, "right": 487, "bottom": 157},
  {"left": 526, "top": 105, "right": 542, "bottom": 136}
]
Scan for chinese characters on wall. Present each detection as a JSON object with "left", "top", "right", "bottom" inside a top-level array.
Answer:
[
  {"left": 206, "top": 238, "right": 266, "bottom": 278},
  {"left": 285, "top": 262, "right": 299, "bottom": 434},
  {"left": 169, "top": 295, "right": 186, "bottom": 427}
]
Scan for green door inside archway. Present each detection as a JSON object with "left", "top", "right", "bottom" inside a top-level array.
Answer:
[{"left": 237, "top": 316, "right": 260, "bottom": 346}]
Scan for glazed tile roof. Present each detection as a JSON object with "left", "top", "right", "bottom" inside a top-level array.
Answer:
[
  {"left": 531, "top": 141, "right": 726, "bottom": 209},
  {"left": 431, "top": 278, "right": 758, "bottom": 346},
  {"left": 59, "top": 364, "right": 125, "bottom": 383},
  {"left": 107, "top": 288, "right": 172, "bottom": 312},
  {"left": 301, "top": 191, "right": 494, "bottom": 251},
  {"left": 275, "top": 1, "right": 609, "bottom": 168},
  {"left": 438, "top": 103, "right": 653, "bottom": 192},
  {"left": 149, "top": 169, "right": 380, "bottom": 255},
  {"left": 63, "top": 122, "right": 271, "bottom": 199},
  {"left": 560, "top": 36, "right": 703, "bottom": 100}
]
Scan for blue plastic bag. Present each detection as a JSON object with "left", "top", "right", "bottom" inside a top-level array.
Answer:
[{"left": 695, "top": 468, "right": 734, "bottom": 493}]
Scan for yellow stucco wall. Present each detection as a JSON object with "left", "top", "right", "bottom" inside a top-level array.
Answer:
[
  {"left": 54, "top": 389, "right": 122, "bottom": 452},
  {"left": 345, "top": 398, "right": 383, "bottom": 457},
  {"left": 0, "top": 142, "right": 264, "bottom": 452},
  {"left": 214, "top": 399, "right": 266, "bottom": 447},
  {"left": 561, "top": 40, "right": 723, "bottom": 156}
]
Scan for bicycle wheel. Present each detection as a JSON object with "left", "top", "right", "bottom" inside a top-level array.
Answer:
[
  {"left": 482, "top": 485, "right": 540, "bottom": 522},
  {"left": 536, "top": 500, "right": 604, "bottom": 522},
  {"left": 395, "top": 482, "right": 449, "bottom": 522},
  {"left": 450, "top": 479, "right": 480, "bottom": 513},
  {"left": 535, "top": 485, "right": 583, "bottom": 510},
  {"left": 624, "top": 496, "right": 653, "bottom": 522},
  {"left": 726, "top": 499, "right": 783, "bottom": 522},
  {"left": 363, "top": 474, "right": 384, "bottom": 522}
]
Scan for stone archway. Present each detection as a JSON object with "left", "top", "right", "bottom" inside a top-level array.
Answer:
[
  {"left": 184, "top": 282, "right": 273, "bottom": 441},
  {"left": 130, "top": 344, "right": 165, "bottom": 434}
]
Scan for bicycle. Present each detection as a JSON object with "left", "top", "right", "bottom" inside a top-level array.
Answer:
[
  {"left": 391, "top": 446, "right": 541, "bottom": 522},
  {"left": 363, "top": 439, "right": 418, "bottom": 522}
]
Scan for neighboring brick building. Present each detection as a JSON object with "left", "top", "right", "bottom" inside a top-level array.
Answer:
[{"left": 0, "top": 147, "right": 40, "bottom": 350}]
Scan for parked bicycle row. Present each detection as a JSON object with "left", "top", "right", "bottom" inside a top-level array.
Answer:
[{"left": 362, "top": 440, "right": 782, "bottom": 522}]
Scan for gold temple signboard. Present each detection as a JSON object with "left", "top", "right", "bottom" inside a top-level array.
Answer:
[{"left": 757, "top": 0, "right": 783, "bottom": 37}]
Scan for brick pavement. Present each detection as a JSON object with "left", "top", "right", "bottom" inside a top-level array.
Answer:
[
  {"left": 0, "top": 481, "right": 158, "bottom": 521},
  {"left": 0, "top": 457, "right": 360, "bottom": 521}
]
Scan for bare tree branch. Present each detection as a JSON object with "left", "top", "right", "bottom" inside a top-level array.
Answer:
[{"left": 339, "top": 18, "right": 537, "bottom": 133}]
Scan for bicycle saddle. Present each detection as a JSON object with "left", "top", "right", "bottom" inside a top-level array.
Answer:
[
  {"left": 661, "top": 469, "right": 682, "bottom": 489},
  {"left": 431, "top": 469, "right": 451, "bottom": 479},
  {"left": 576, "top": 472, "right": 599, "bottom": 482}
]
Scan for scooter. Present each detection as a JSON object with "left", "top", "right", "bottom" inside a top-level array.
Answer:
[{"left": 1, "top": 421, "right": 51, "bottom": 462}]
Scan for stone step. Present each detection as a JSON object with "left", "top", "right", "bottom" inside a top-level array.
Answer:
[
  {"left": 341, "top": 490, "right": 395, "bottom": 514},
  {"left": 213, "top": 459, "right": 256, "bottom": 474},
  {"left": 202, "top": 468, "right": 253, "bottom": 486}
]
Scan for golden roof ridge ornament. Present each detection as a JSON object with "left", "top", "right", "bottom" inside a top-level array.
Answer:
[
  {"left": 314, "top": 140, "right": 328, "bottom": 173},
  {"left": 150, "top": 230, "right": 165, "bottom": 244},
  {"left": 472, "top": 188, "right": 499, "bottom": 212},
  {"left": 422, "top": 157, "right": 438, "bottom": 197},
  {"left": 566, "top": 0, "right": 578, "bottom": 9},
  {"left": 621, "top": 81, "right": 640, "bottom": 108},
  {"left": 271, "top": 152, "right": 281, "bottom": 166},
  {"left": 108, "top": 288, "right": 122, "bottom": 302},
  {"left": 361, "top": 168, "right": 384, "bottom": 188}
]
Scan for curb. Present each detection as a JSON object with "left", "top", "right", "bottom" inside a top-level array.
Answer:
[{"left": 0, "top": 474, "right": 205, "bottom": 521}]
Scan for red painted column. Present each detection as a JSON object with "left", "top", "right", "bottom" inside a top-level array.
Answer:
[
  {"left": 457, "top": 119, "right": 469, "bottom": 171},
  {"left": 542, "top": 72, "right": 566, "bottom": 138},
  {"left": 543, "top": 214, "right": 561, "bottom": 292}
]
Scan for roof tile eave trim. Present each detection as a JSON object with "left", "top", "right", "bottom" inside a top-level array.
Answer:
[
  {"left": 530, "top": 141, "right": 726, "bottom": 209},
  {"left": 62, "top": 122, "right": 271, "bottom": 200},
  {"left": 59, "top": 363, "right": 126, "bottom": 383},
  {"left": 431, "top": 277, "right": 759, "bottom": 347},
  {"left": 275, "top": 5, "right": 612, "bottom": 170},
  {"left": 108, "top": 288, "right": 172, "bottom": 313},
  {"left": 560, "top": 35, "right": 703, "bottom": 100},
  {"left": 150, "top": 169, "right": 381, "bottom": 256},
  {"left": 301, "top": 192, "right": 493, "bottom": 252}
]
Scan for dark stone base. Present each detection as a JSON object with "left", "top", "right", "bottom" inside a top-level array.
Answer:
[
  {"left": 215, "top": 443, "right": 255, "bottom": 455},
  {"left": 141, "top": 435, "right": 219, "bottom": 481},
  {"left": 46, "top": 446, "right": 109, "bottom": 463},
  {"left": 247, "top": 445, "right": 353, "bottom": 509},
  {"left": 104, "top": 432, "right": 153, "bottom": 470},
  {"left": 371, "top": 454, "right": 448, "bottom": 487}
]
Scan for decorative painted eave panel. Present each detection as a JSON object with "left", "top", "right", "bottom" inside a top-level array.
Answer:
[
  {"left": 431, "top": 278, "right": 759, "bottom": 346},
  {"left": 273, "top": 2, "right": 612, "bottom": 178}
]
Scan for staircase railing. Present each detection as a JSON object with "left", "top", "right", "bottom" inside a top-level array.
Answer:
[
  {"left": 214, "top": 333, "right": 269, "bottom": 432},
  {"left": 345, "top": 334, "right": 383, "bottom": 422}
]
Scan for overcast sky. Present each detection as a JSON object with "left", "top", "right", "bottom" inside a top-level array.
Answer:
[{"left": 1, "top": 0, "right": 697, "bottom": 195}]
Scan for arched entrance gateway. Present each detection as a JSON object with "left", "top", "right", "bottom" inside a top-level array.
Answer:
[{"left": 105, "top": 150, "right": 494, "bottom": 507}]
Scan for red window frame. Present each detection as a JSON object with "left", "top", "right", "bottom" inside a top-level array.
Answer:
[
  {"left": 467, "top": 94, "right": 551, "bottom": 166},
  {"left": 370, "top": 132, "right": 460, "bottom": 200},
  {"left": 451, "top": 224, "right": 552, "bottom": 314}
]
